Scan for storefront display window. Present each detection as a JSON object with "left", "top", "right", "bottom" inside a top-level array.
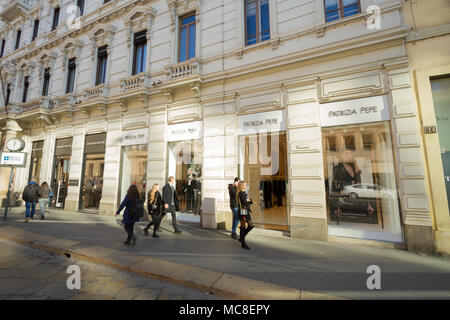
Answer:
[
  {"left": 431, "top": 76, "right": 450, "bottom": 213},
  {"left": 52, "top": 137, "right": 72, "bottom": 209},
  {"left": 29, "top": 140, "right": 44, "bottom": 183},
  {"left": 323, "top": 122, "right": 402, "bottom": 242},
  {"left": 120, "top": 144, "right": 147, "bottom": 202}
]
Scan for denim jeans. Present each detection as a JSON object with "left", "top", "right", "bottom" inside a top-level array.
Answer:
[
  {"left": 39, "top": 198, "right": 49, "bottom": 217},
  {"left": 232, "top": 207, "right": 239, "bottom": 234},
  {"left": 26, "top": 201, "right": 36, "bottom": 218}
]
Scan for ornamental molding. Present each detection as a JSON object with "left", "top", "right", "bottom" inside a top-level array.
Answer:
[{"left": 124, "top": 5, "right": 157, "bottom": 47}]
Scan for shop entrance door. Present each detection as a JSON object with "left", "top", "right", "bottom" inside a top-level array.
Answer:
[
  {"left": 238, "top": 132, "right": 288, "bottom": 231},
  {"left": 168, "top": 139, "right": 202, "bottom": 214},
  {"left": 81, "top": 154, "right": 104, "bottom": 210},
  {"left": 52, "top": 157, "right": 70, "bottom": 208}
]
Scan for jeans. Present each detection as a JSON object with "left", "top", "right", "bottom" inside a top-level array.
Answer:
[
  {"left": 25, "top": 201, "right": 36, "bottom": 218},
  {"left": 231, "top": 207, "right": 239, "bottom": 234},
  {"left": 39, "top": 198, "right": 49, "bottom": 217}
]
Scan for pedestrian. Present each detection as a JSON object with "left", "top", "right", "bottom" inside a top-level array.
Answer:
[
  {"left": 228, "top": 177, "right": 240, "bottom": 240},
  {"left": 144, "top": 183, "right": 163, "bottom": 238},
  {"left": 22, "top": 181, "right": 40, "bottom": 223},
  {"left": 38, "top": 182, "right": 52, "bottom": 220},
  {"left": 237, "top": 181, "right": 254, "bottom": 250},
  {"left": 162, "top": 176, "right": 182, "bottom": 234},
  {"left": 115, "top": 185, "right": 141, "bottom": 245}
]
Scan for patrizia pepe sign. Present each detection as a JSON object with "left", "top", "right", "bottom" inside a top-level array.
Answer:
[
  {"left": 320, "top": 95, "right": 390, "bottom": 127},
  {"left": 122, "top": 128, "right": 148, "bottom": 146},
  {"left": 167, "top": 121, "right": 203, "bottom": 142},
  {"left": 238, "top": 110, "right": 286, "bottom": 135}
]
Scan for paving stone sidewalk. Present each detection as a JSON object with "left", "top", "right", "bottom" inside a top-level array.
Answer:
[{"left": 0, "top": 238, "right": 221, "bottom": 300}]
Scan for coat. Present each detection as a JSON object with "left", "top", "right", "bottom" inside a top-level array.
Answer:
[
  {"left": 116, "top": 195, "right": 140, "bottom": 225},
  {"left": 238, "top": 190, "right": 253, "bottom": 220},
  {"left": 162, "top": 183, "right": 180, "bottom": 212},
  {"left": 22, "top": 182, "right": 39, "bottom": 202},
  {"left": 147, "top": 191, "right": 163, "bottom": 216}
]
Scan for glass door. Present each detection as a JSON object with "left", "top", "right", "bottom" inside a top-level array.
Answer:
[
  {"left": 238, "top": 131, "right": 288, "bottom": 230},
  {"left": 51, "top": 156, "right": 70, "bottom": 208},
  {"left": 80, "top": 154, "right": 104, "bottom": 210}
]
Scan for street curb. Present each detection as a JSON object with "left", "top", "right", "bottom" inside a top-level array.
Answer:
[{"left": 0, "top": 226, "right": 346, "bottom": 300}]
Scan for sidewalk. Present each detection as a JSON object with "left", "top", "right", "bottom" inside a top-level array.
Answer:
[{"left": 1, "top": 207, "right": 450, "bottom": 299}]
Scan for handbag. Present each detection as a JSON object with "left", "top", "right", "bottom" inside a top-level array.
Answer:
[{"left": 237, "top": 193, "right": 248, "bottom": 216}]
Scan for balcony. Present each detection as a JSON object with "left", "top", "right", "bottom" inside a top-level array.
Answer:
[
  {"left": 120, "top": 73, "right": 149, "bottom": 92},
  {"left": 55, "top": 93, "right": 77, "bottom": 108},
  {"left": 0, "top": 0, "right": 35, "bottom": 23},
  {"left": 84, "top": 84, "right": 107, "bottom": 101},
  {"left": 166, "top": 59, "right": 200, "bottom": 82}
]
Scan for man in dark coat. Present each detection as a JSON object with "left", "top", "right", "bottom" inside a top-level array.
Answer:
[
  {"left": 22, "top": 181, "right": 39, "bottom": 223},
  {"left": 162, "top": 176, "right": 182, "bottom": 234}
]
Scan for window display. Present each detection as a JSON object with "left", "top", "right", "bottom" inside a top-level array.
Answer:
[
  {"left": 29, "top": 140, "right": 44, "bottom": 183},
  {"left": 120, "top": 144, "right": 147, "bottom": 202},
  {"left": 323, "top": 122, "right": 402, "bottom": 242}
]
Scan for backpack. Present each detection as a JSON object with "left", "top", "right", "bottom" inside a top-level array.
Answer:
[
  {"left": 22, "top": 185, "right": 34, "bottom": 202},
  {"left": 130, "top": 198, "right": 145, "bottom": 219}
]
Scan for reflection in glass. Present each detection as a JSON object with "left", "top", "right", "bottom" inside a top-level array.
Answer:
[{"left": 120, "top": 144, "right": 147, "bottom": 202}]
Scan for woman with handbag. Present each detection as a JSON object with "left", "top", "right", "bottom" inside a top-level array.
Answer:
[
  {"left": 237, "top": 181, "right": 254, "bottom": 250},
  {"left": 144, "top": 183, "right": 163, "bottom": 238}
]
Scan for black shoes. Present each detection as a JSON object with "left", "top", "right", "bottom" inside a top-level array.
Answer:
[
  {"left": 152, "top": 233, "right": 159, "bottom": 238},
  {"left": 175, "top": 230, "right": 182, "bottom": 234},
  {"left": 41, "top": 215, "right": 45, "bottom": 220},
  {"left": 241, "top": 243, "right": 250, "bottom": 250},
  {"left": 231, "top": 233, "right": 239, "bottom": 240},
  {"left": 124, "top": 240, "right": 131, "bottom": 245}
]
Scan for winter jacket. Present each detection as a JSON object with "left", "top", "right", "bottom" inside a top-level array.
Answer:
[
  {"left": 116, "top": 195, "right": 141, "bottom": 225},
  {"left": 22, "top": 182, "right": 39, "bottom": 202}
]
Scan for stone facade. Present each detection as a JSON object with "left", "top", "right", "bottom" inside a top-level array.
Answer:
[{"left": 0, "top": 0, "right": 446, "bottom": 254}]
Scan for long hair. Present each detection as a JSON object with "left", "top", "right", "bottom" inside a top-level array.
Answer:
[
  {"left": 148, "top": 183, "right": 159, "bottom": 203},
  {"left": 127, "top": 184, "right": 139, "bottom": 201}
]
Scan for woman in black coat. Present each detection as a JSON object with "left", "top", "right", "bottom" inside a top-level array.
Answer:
[
  {"left": 237, "top": 181, "right": 254, "bottom": 250},
  {"left": 144, "top": 183, "right": 163, "bottom": 238},
  {"left": 116, "top": 185, "right": 141, "bottom": 245}
]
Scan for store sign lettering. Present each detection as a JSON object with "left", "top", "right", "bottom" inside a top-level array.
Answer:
[
  {"left": 167, "top": 121, "right": 203, "bottom": 142},
  {"left": 320, "top": 96, "right": 390, "bottom": 127},
  {"left": 243, "top": 118, "right": 278, "bottom": 128},
  {"left": 122, "top": 128, "right": 148, "bottom": 146},
  {"left": 238, "top": 110, "right": 286, "bottom": 135}
]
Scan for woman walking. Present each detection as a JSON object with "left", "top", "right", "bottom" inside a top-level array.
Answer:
[
  {"left": 237, "top": 181, "right": 254, "bottom": 250},
  {"left": 38, "top": 182, "right": 52, "bottom": 220},
  {"left": 115, "top": 185, "right": 141, "bottom": 245},
  {"left": 144, "top": 183, "right": 163, "bottom": 238}
]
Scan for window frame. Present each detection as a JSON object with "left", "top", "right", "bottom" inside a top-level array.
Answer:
[
  {"left": 178, "top": 12, "right": 196, "bottom": 63},
  {"left": 323, "top": 0, "right": 361, "bottom": 23},
  {"left": 52, "top": 7, "right": 60, "bottom": 31},
  {"left": 95, "top": 45, "right": 108, "bottom": 86},
  {"left": 66, "top": 58, "right": 76, "bottom": 94},
  {"left": 0, "top": 39, "right": 5, "bottom": 58},
  {"left": 77, "top": 0, "right": 85, "bottom": 16},
  {"left": 244, "top": 0, "right": 271, "bottom": 46},
  {"left": 22, "top": 76, "right": 29, "bottom": 103},
  {"left": 15, "top": 29, "right": 21, "bottom": 50},
  {"left": 132, "top": 30, "right": 147, "bottom": 75},
  {"left": 32, "top": 19, "right": 40, "bottom": 42},
  {"left": 42, "top": 68, "right": 50, "bottom": 97},
  {"left": 5, "top": 83, "right": 11, "bottom": 106}
]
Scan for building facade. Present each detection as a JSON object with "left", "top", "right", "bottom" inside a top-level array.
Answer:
[{"left": 0, "top": 0, "right": 446, "bottom": 254}]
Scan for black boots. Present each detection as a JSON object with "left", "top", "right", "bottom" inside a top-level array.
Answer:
[{"left": 239, "top": 226, "right": 251, "bottom": 250}]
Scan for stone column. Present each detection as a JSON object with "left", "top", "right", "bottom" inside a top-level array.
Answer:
[
  {"left": 0, "top": 119, "right": 23, "bottom": 201},
  {"left": 64, "top": 124, "right": 85, "bottom": 212},
  {"left": 146, "top": 108, "right": 167, "bottom": 191}
]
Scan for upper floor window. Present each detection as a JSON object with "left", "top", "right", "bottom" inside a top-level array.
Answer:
[
  {"left": 96, "top": 45, "right": 108, "bottom": 85},
  {"left": 15, "top": 30, "right": 21, "bottom": 50},
  {"left": 66, "top": 58, "right": 76, "bottom": 94},
  {"left": 0, "top": 39, "right": 5, "bottom": 58},
  {"left": 5, "top": 83, "right": 11, "bottom": 106},
  {"left": 245, "top": 0, "right": 270, "bottom": 46},
  {"left": 77, "top": 0, "right": 85, "bottom": 16},
  {"left": 324, "top": 0, "right": 360, "bottom": 23},
  {"left": 32, "top": 19, "right": 40, "bottom": 42},
  {"left": 133, "top": 30, "right": 147, "bottom": 75},
  {"left": 179, "top": 13, "right": 196, "bottom": 62},
  {"left": 42, "top": 68, "right": 50, "bottom": 96},
  {"left": 22, "top": 76, "right": 29, "bottom": 103},
  {"left": 52, "top": 7, "right": 60, "bottom": 31},
  {"left": 104, "top": 0, "right": 111, "bottom": 3}
]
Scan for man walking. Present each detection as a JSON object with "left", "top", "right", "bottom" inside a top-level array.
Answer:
[
  {"left": 22, "top": 181, "right": 39, "bottom": 223},
  {"left": 228, "top": 177, "right": 240, "bottom": 240},
  {"left": 162, "top": 176, "right": 182, "bottom": 234}
]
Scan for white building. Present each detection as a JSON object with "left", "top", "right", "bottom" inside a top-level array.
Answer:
[{"left": 0, "top": 0, "right": 438, "bottom": 253}]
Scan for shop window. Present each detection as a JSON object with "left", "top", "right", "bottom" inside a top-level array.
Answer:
[
  {"left": 22, "top": 76, "right": 29, "bottom": 103},
  {"left": 323, "top": 122, "right": 402, "bottom": 242},
  {"left": 245, "top": 0, "right": 270, "bottom": 46},
  {"left": 430, "top": 75, "right": 450, "bottom": 214},
  {"left": 96, "top": 45, "right": 108, "bottom": 85},
  {"left": 120, "top": 144, "right": 148, "bottom": 202},
  {"left": 132, "top": 30, "right": 147, "bottom": 75},
  {"left": 179, "top": 13, "right": 196, "bottom": 62},
  {"left": 52, "top": 7, "right": 60, "bottom": 31},
  {"left": 324, "top": 0, "right": 360, "bottom": 23},
  {"left": 29, "top": 140, "right": 44, "bottom": 184},
  {"left": 66, "top": 58, "right": 76, "bottom": 93},
  {"left": 15, "top": 30, "right": 21, "bottom": 50},
  {"left": 42, "top": 68, "right": 50, "bottom": 96},
  {"left": 32, "top": 20, "right": 39, "bottom": 42}
]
